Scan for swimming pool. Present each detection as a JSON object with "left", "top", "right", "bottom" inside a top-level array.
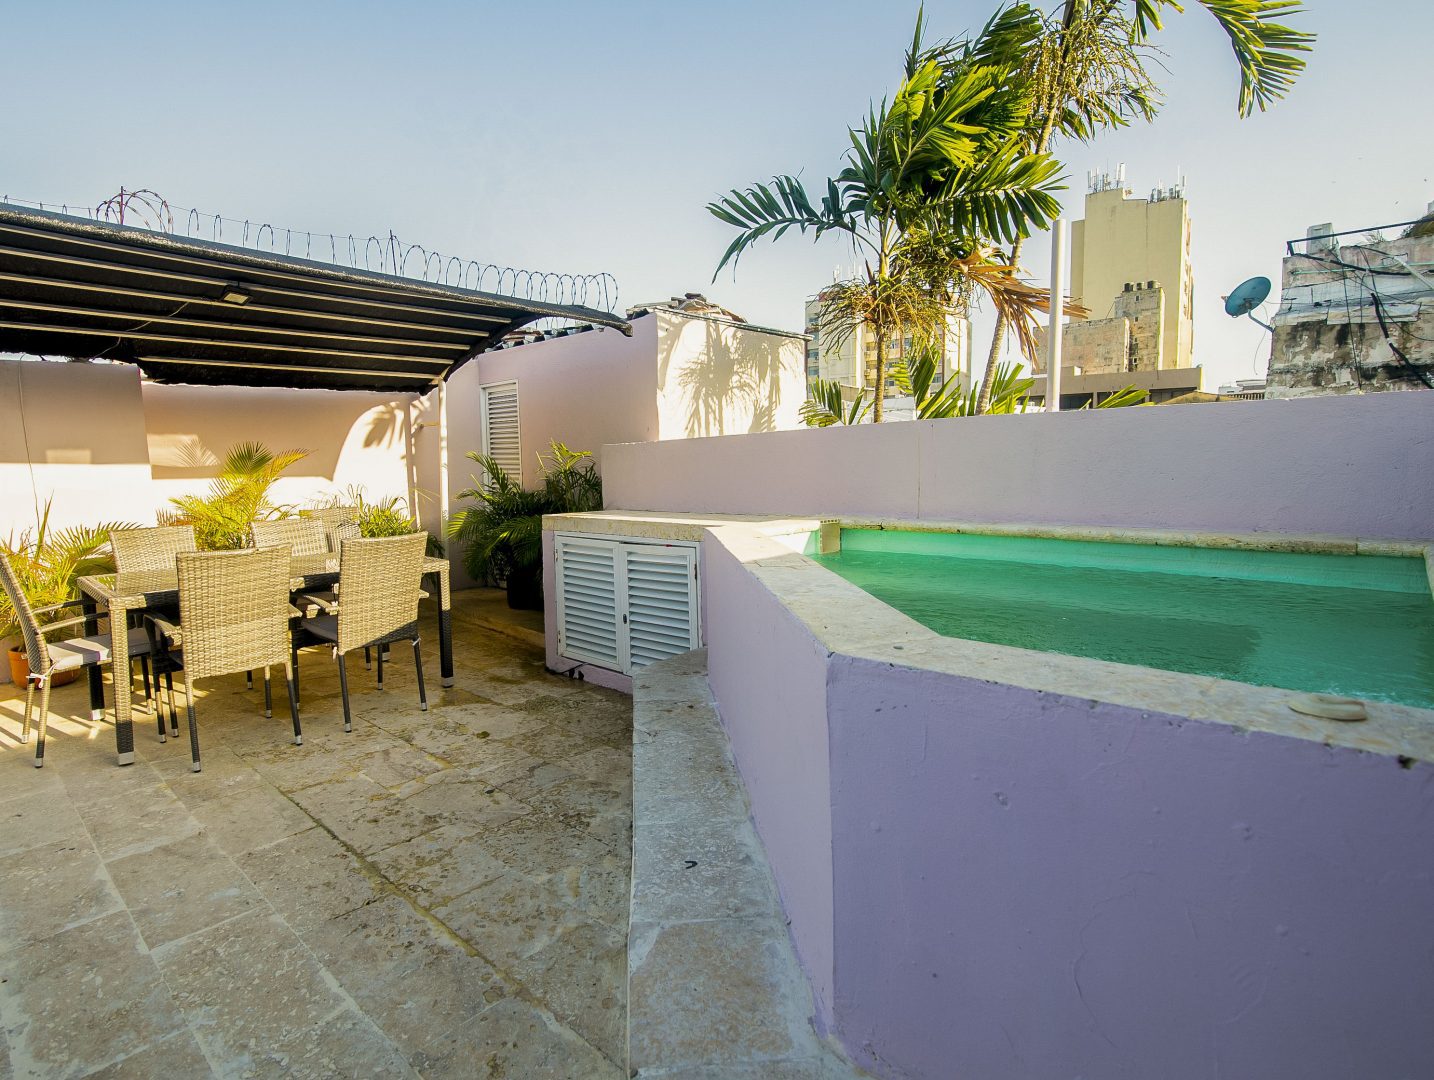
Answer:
[{"left": 812, "top": 529, "right": 1434, "bottom": 709}]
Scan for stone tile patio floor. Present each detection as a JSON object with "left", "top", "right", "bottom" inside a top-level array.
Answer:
[{"left": 0, "top": 592, "right": 632, "bottom": 1079}]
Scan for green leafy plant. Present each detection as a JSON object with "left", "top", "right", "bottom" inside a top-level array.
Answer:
[
  {"left": 354, "top": 496, "right": 418, "bottom": 538},
  {"left": 800, "top": 378, "right": 874, "bottom": 427},
  {"left": 312, "top": 487, "right": 444, "bottom": 556},
  {"left": 447, "top": 442, "right": 602, "bottom": 589},
  {"left": 889, "top": 343, "right": 1146, "bottom": 416},
  {"left": 162, "top": 441, "right": 309, "bottom": 550},
  {"left": 1089, "top": 383, "right": 1150, "bottom": 409},
  {"left": 1, "top": 499, "right": 134, "bottom": 641}
]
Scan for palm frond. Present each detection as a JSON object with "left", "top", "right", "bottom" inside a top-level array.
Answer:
[
  {"left": 1134, "top": 0, "right": 1312, "bottom": 116},
  {"left": 1092, "top": 383, "right": 1150, "bottom": 408},
  {"left": 707, "top": 175, "right": 853, "bottom": 277}
]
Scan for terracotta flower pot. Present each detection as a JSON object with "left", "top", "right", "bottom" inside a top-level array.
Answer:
[{"left": 7, "top": 646, "right": 79, "bottom": 689}]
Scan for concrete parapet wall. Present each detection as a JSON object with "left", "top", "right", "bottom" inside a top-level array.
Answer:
[{"left": 603, "top": 391, "right": 1434, "bottom": 541}]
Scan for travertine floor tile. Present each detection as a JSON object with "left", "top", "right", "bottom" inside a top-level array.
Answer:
[
  {"left": 0, "top": 911, "right": 187, "bottom": 1078},
  {"left": 154, "top": 911, "right": 349, "bottom": 1071},
  {"left": 0, "top": 837, "right": 122, "bottom": 952},
  {"left": 107, "top": 832, "right": 264, "bottom": 951}
]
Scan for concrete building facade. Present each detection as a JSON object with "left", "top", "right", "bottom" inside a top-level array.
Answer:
[
  {"left": 1070, "top": 172, "right": 1194, "bottom": 371},
  {"left": 1029, "top": 171, "right": 1201, "bottom": 407},
  {"left": 1266, "top": 217, "right": 1434, "bottom": 398}
]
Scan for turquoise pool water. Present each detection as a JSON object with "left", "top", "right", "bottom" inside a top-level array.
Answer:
[{"left": 812, "top": 531, "right": 1434, "bottom": 709}]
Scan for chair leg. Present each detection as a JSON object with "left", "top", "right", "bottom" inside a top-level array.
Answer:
[
  {"left": 22, "top": 679, "right": 35, "bottom": 743},
  {"left": 87, "top": 662, "right": 104, "bottom": 724},
  {"left": 262, "top": 667, "right": 273, "bottom": 719},
  {"left": 246, "top": 670, "right": 253, "bottom": 691},
  {"left": 291, "top": 645, "right": 301, "bottom": 708},
  {"left": 35, "top": 680, "right": 54, "bottom": 768},
  {"left": 376, "top": 645, "right": 384, "bottom": 690},
  {"left": 166, "top": 672, "right": 179, "bottom": 738},
  {"left": 184, "top": 677, "right": 201, "bottom": 772},
  {"left": 337, "top": 653, "right": 353, "bottom": 733},
  {"left": 285, "top": 661, "right": 302, "bottom": 746},
  {"left": 364, "top": 647, "right": 371, "bottom": 671},
  {"left": 140, "top": 657, "right": 153, "bottom": 711},
  {"left": 413, "top": 639, "right": 428, "bottom": 712}
]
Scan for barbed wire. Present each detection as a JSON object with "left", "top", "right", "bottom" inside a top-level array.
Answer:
[{"left": 2, "top": 188, "right": 619, "bottom": 313}]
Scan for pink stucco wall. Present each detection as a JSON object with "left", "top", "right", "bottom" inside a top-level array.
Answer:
[
  {"left": 457, "top": 318, "right": 659, "bottom": 480},
  {"left": 700, "top": 527, "right": 1434, "bottom": 1079},
  {"left": 604, "top": 392, "right": 1434, "bottom": 539}
]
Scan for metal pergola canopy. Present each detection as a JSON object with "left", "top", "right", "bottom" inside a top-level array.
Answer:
[{"left": 0, "top": 203, "right": 630, "bottom": 393}]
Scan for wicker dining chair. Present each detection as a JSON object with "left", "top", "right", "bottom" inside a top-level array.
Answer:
[
  {"left": 293, "top": 532, "right": 428, "bottom": 732},
  {"left": 0, "top": 551, "right": 156, "bottom": 768},
  {"left": 174, "top": 547, "right": 302, "bottom": 772},
  {"left": 110, "top": 524, "right": 196, "bottom": 737},
  {"left": 249, "top": 518, "right": 329, "bottom": 556},
  {"left": 111, "top": 525, "right": 198, "bottom": 572},
  {"left": 299, "top": 507, "right": 358, "bottom": 554}
]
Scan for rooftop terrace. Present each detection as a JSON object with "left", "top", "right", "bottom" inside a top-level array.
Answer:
[{"left": 0, "top": 592, "right": 632, "bottom": 1079}]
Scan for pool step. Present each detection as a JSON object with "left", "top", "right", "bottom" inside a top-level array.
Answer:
[{"left": 629, "top": 650, "right": 868, "bottom": 1078}]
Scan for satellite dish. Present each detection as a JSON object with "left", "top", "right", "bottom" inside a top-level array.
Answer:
[{"left": 1223, "top": 275, "right": 1273, "bottom": 331}]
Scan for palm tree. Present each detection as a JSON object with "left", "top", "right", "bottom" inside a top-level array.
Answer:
[
  {"left": 970, "top": 0, "right": 1313, "bottom": 413},
  {"left": 709, "top": 7, "right": 1065, "bottom": 422}
]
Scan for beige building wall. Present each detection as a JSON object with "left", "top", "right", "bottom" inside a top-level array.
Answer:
[
  {"left": 1070, "top": 185, "right": 1193, "bottom": 370},
  {"left": 654, "top": 310, "right": 805, "bottom": 439},
  {"left": 142, "top": 382, "right": 418, "bottom": 518},
  {"left": 0, "top": 359, "right": 155, "bottom": 537}
]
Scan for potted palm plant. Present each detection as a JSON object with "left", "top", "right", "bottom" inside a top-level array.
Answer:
[
  {"left": 161, "top": 441, "right": 309, "bottom": 549},
  {"left": 2, "top": 501, "right": 132, "bottom": 686},
  {"left": 448, "top": 443, "right": 602, "bottom": 610}
]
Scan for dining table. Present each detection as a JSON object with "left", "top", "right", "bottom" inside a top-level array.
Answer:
[{"left": 76, "top": 553, "right": 454, "bottom": 766}]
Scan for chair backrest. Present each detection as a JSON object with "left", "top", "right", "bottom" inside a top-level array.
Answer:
[
  {"left": 331, "top": 522, "right": 361, "bottom": 550},
  {"left": 176, "top": 547, "right": 294, "bottom": 680},
  {"left": 111, "top": 525, "right": 197, "bottom": 572},
  {"left": 335, "top": 532, "right": 427, "bottom": 655},
  {"left": 0, "top": 551, "right": 49, "bottom": 677},
  {"left": 249, "top": 518, "right": 328, "bottom": 556},
  {"left": 300, "top": 507, "right": 356, "bottom": 527}
]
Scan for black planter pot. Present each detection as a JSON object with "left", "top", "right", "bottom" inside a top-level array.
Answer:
[{"left": 505, "top": 564, "right": 544, "bottom": 611}]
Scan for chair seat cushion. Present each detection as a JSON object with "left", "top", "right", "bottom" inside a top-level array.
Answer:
[
  {"left": 47, "top": 627, "right": 155, "bottom": 673},
  {"left": 303, "top": 614, "right": 339, "bottom": 643}
]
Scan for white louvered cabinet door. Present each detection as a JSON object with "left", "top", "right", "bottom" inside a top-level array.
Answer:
[
  {"left": 621, "top": 545, "right": 698, "bottom": 670},
  {"left": 553, "top": 534, "right": 700, "bottom": 675},
  {"left": 554, "top": 537, "right": 622, "bottom": 669}
]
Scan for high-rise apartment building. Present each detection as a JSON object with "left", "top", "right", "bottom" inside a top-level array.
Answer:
[
  {"left": 1069, "top": 169, "right": 1194, "bottom": 370},
  {"left": 803, "top": 291, "right": 970, "bottom": 400},
  {"left": 1030, "top": 169, "right": 1202, "bottom": 408}
]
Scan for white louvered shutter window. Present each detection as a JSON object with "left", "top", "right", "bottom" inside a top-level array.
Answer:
[
  {"left": 555, "top": 537, "right": 622, "bottom": 669},
  {"left": 480, "top": 382, "right": 521, "bottom": 485},
  {"left": 622, "top": 546, "right": 698, "bottom": 670}
]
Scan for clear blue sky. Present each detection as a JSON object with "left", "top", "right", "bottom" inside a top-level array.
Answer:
[{"left": 4, "top": 1, "right": 1431, "bottom": 392}]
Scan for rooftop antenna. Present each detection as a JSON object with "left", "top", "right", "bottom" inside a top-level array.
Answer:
[{"left": 1223, "top": 275, "right": 1273, "bottom": 331}]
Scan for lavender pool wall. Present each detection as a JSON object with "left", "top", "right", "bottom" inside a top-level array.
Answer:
[
  {"left": 827, "top": 655, "right": 1434, "bottom": 1079},
  {"left": 701, "top": 526, "right": 1434, "bottom": 1080}
]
